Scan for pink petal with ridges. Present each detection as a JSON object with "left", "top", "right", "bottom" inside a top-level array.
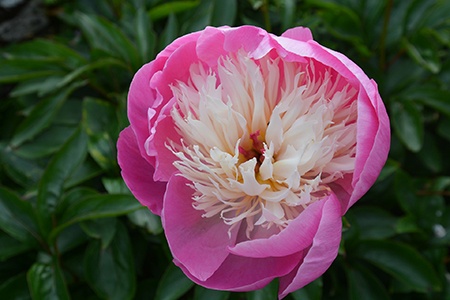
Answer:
[
  {"left": 162, "top": 175, "right": 238, "bottom": 281},
  {"left": 127, "top": 59, "right": 166, "bottom": 165},
  {"left": 195, "top": 26, "right": 274, "bottom": 65},
  {"left": 222, "top": 26, "right": 271, "bottom": 58},
  {"left": 127, "top": 34, "right": 203, "bottom": 176},
  {"left": 196, "top": 26, "right": 228, "bottom": 67},
  {"left": 157, "top": 31, "right": 203, "bottom": 60},
  {"left": 117, "top": 127, "right": 166, "bottom": 215},
  {"left": 306, "top": 46, "right": 390, "bottom": 211},
  {"left": 347, "top": 80, "right": 390, "bottom": 210},
  {"left": 175, "top": 251, "right": 303, "bottom": 292},
  {"left": 229, "top": 198, "right": 332, "bottom": 258},
  {"left": 278, "top": 193, "right": 342, "bottom": 298},
  {"left": 281, "top": 27, "right": 313, "bottom": 42},
  {"left": 152, "top": 40, "right": 200, "bottom": 100}
]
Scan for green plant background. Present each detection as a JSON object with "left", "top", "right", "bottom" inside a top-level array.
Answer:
[{"left": 1, "top": 0, "right": 449, "bottom": 299}]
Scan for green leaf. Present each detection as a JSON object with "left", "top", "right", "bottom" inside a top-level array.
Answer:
[
  {"left": 354, "top": 240, "right": 442, "bottom": 292},
  {"left": 395, "top": 215, "right": 420, "bottom": 234},
  {"left": 128, "top": 208, "right": 163, "bottom": 235},
  {"left": 3, "top": 39, "right": 86, "bottom": 69},
  {"left": 0, "top": 187, "right": 40, "bottom": 245},
  {"left": 417, "top": 132, "right": 443, "bottom": 173},
  {"left": 383, "top": 59, "right": 425, "bottom": 95},
  {"left": 415, "top": 194, "right": 445, "bottom": 233},
  {"left": 53, "top": 99, "right": 83, "bottom": 126},
  {"left": 437, "top": 117, "right": 450, "bottom": 141},
  {"left": 420, "top": 1, "right": 450, "bottom": 29},
  {"left": 349, "top": 207, "right": 397, "bottom": 239},
  {"left": 82, "top": 97, "right": 119, "bottom": 172},
  {"left": 0, "top": 273, "right": 31, "bottom": 300},
  {"left": 102, "top": 177, "right": 131, "bottom": 195},
  {"left": 63, "top": 157, "right": 102, "bottom": 189},
  {"left": 159, "top": 13, "right": 179, "bottom": 51},
  {"left": 194, "top": 285, "right": 230, "bottom": 300},
  {"left": 0, "top": 58, "right": 64, "bottom": 83},
  {"left": 431, "top": 176, "right": 450, "bottom": 191},
  {"left": 58, "top": 187, "right": 99, "bottom": 213},
  {"left": 135, "top": 8, "right": 156, "bottom": 63},
  {"left": 403, "top": 0, "right": 435, "bottom": 33},
  {"left": 56, "top": 58, "right": 129, "bottom": 89},
  {"left": 394, "top": 170, "right": 419, "bottom": 215},
  {"left": 84, "top": 222, "right": 136, "bottom": 300},
  {"left": 0, "top": 143, "right": 44, "bottom": 187},
  {"left": 11, "top": 83, "right": 83, "bottom": 147},
  {"left": 37, "top": 127, "right": 88, "bottom": 236},
  {"left": 80, "top": 218, "right": 118, "bottom": 249},
  {"left": 290, "top": 277, "right": 322, "bottom": 300},
  {"left": 309, "top": 1, "right": 370, "bottom": 56},
  {"left": 390, "top": 101, "right": 424, "bottom": 152},
  {"left": 404, "top": 35, "right": 440, "bottom": 73},
  {"left": 180, "top": 0, "right": 212, "bottom": 32},
  {"left": 10, "top": 76, "right": 65, "bottom": 98},
  {"left": 148, "top": 1, "right": 200, "bottom": 21},
  {"left": 347, "top": 264, "right": 389, "bottom": 300},
  {"left": 155, "top": 263, "right": 194, "bottom": 300},
  {"left": 50, "top": 194, "right": 141, "bottom": 242},
  {"left": 75, "top": 12, "right": 140, "bottom": 70},
  {"left": 408, "top": 87, "right": 450, "bottom": 117},
  {"left": 281, "top": 0, "right": 296, "bottom": 31},
  {"left": 27, "top": 259, "right": 70, "bottom": 300},
  {"left": 14, "top": 125, "right": 77, "bottom": 160},
  {"left": 210, "top": 0, "right": 237, "bottom": 26},
  {"left": 55, "top": 224, "right": 88, "bottom": 255},
  {"left": 376, "top": 159, "right": 399, "bottom": 182},
  {"left": 0, "top": 231, "right": 34, "bottom": 261}
]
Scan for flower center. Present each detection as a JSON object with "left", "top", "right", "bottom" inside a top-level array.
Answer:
[
  {"left": 167, "top": 51, "right": 358, "bottom": 237},
  {"left": 238, "top": 130, "right": 265, "bottom": 170}
]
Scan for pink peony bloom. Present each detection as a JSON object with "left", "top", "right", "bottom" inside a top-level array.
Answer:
[{"left": 117, "top": 26, "right": 390, "bottom": 298}]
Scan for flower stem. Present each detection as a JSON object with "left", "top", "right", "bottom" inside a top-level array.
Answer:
[{"left": 262, "top": 0, "right": 272, "bottom": 32}]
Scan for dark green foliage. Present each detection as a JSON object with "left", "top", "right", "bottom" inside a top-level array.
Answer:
[{"left": 0, "top": 0, "right": 449, "bottom": 299}]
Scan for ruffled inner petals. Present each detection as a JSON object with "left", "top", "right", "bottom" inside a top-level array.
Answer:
[{"left": 167, "top": 49, "right": 358, "bottom": 237}]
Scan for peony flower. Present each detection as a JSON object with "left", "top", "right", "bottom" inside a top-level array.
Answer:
[{"left": 117, "top": 26, "right": 390, "bottom": 298}]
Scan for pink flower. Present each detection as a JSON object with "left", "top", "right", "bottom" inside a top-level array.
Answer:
[{"left": 117, "top": 26, "right": 390, "bottom": 298}]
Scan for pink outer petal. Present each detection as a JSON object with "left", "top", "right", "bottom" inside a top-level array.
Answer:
[
  {"left": 175, "top": 251, "right": 304, "bottom": 292},
  {"left": 278, "top": 193, "right": 342, "bottom": 299},
  {"left": 316, "top": 47, "right": 390, "bottom": 212},
  {"left": 299, "top": 46, "right": 390, "bottom": 212},
  {"left": 117, "top": 127, "right": 166, "bottom": 215},
  {"left": 157, "top": 31, "right": 203, "bottom": 60},
  {"left": 229, "top": 195, "right": 340, "bottom": 258},
  {"left": 221, "top": 25, "right": 273, "bottom": 59},
  {"left": 144, "top": 40, "right": 203, "bottom": 181},
  {"left": 347, "top": 81, "right": 390, "bottom": 211},
  {"left": 151, "top": 40, "right": 201, "bottom": 101},
  {"left": 281, "top": 27, "right": 313, "bottom": 42},
  {"left": 196, "top": 26, "right": 286, "bottom": 67},
  {"left": 127, "top": 32, "right": 202, "bottom": 173},
  {"left": 127, "top": 59, "right": 166, "bottom": 165},
  {"left": 162, "top": 175, "right": 238, "bottom": 281},
  {"left": 196, "top": 26, "right": 228, "bottom": 67}
]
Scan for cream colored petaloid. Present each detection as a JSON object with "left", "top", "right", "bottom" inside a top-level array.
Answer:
[{"left": 168, "top": 50, "right": 358, "bottom": 237}]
